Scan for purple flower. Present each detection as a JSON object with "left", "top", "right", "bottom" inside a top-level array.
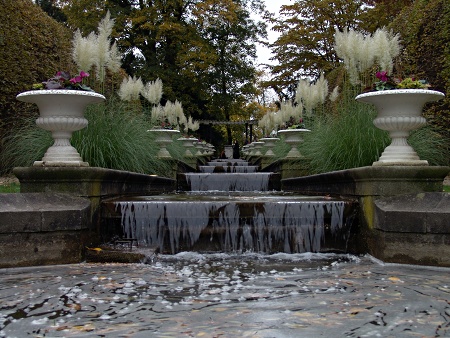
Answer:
[{"left": 376, "top": 71, "right": 389, "bottom": 82}]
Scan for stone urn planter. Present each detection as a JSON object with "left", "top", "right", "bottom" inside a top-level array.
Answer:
[
  {"left": 16, "top": 89, "right": 105, "bottom": 166},
  {"left": 277, "top": 129, "right": 310, "bottom": 158},
  {"left": 356, "top": 89, "right": 445, "bottom": 166},
  {"left": 259, "top": 137, "right": 279, "bottom": 157},
  {"left": 250, "top": 141, "right": 265, "bottom": 156},
  {"left": 148, "top": 129, "right": 180, "bottom": 158},
  {"left": 177, "top": 137, "right": 198, "bottom": 157}
]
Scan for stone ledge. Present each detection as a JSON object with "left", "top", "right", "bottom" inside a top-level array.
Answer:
[
  {"left": 0, "top": 193, "right": 90, "bottom": 233},
  {"left": 13, "top": 166, "right": 176, "bottom": 198},
  {"left": 374, "top": 192, "right": 450, "bottom": 233},
  {"left": 282, "top": 166, "right": 450, "bottom": 197},
  {"left": 0, "top": 193, "right": 91, "bottom": 268}
]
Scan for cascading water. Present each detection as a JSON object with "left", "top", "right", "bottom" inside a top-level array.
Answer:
[
  {"left": 107, "top": 158, "right": 356, "bottom": 254},
  {"left": 117, "top": 195, "right": 347, "bottom": 254}
]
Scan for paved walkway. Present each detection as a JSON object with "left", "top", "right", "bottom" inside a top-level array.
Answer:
[{"left": 1, "top": 253, "right": 449, "bottom": 337}]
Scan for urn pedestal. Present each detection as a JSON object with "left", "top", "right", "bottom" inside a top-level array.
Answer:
[{"left": 356, "top": 89, "right": 445, "bottom": 166}]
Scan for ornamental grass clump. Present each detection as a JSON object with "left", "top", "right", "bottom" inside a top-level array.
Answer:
[{"left": 118, "top": 75, "right": 199, "bottom": 134}]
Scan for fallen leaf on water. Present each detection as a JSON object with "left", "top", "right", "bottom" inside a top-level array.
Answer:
[{"left": 86, "top": 247, "right": 102, "bottom": 252}]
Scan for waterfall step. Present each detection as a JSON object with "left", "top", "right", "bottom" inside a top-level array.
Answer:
[
  {"left": 101, "top": 193, "right": 357, "bottom": 254},
  {"left": 178, "top": 172, "right": 281, "bottom": 192},
  {"left": 198, "top": 165, "right": 259, "bottom": 173}
]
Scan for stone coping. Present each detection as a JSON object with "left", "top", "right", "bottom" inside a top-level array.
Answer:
[
  {"left": 282, "top": 166, "right": 450, "bottom": 197},
  {"left": 13, "top": 166, "right": 176, "bottom": 198}
]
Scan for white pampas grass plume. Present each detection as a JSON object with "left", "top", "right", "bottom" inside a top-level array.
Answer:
[
  {"left": 295, "top": 74, "right": 328, "bottom": 115},
  {"left": 373, "top": 28, "right": 401, "bottom": 73},
  {"left": 106, "top": 42, "right": 122, "bottom": 73},
  {"left": 71, "top": 11, "right": 122, "bottom": 82},
  {"left": 329, "top": 86, "right": 340, "bottom": 102},
  {"left": 151, "top": 104, "right": 164, "bottom": 122},
  {"left": 334, "top": 27, "right": 401, "bottom": 84},
  {"left": 118, "top": 76, "right": 144, "bottom": 101},
  {"left": 141, "top": 78, "right": 163, "bottom": 105},
  {"left": 186, "top": 116, "right": 199, "bottom": 132},
  {"left": 72, "top": 30, "right": 96, "bottom": 72}
]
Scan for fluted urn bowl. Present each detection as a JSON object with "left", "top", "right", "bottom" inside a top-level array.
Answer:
[
  {"left": 148, "top": 129, "right": 180, "bottom": 158},
  {"left": 16, "top": 90, "right": 105, "bottom": 166},
  {"left": 356, "top": 89, "right": 444, "bottom": 166}
]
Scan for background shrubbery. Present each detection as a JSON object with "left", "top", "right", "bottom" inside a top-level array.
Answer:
[{"left": 0, "top": 0, "right": 74, "bottom": 144}]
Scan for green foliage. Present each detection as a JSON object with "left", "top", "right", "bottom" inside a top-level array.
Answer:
[
  {"left": 72, "top": 100, "right": 178, "bottom": 177},
  {"left": 267, "top": 0, "right": 368, "bottom": 97},
  {"left": 62, "top": 0, "right": 267, "bottom": 144},
  {"left": 409, "top": 126, "right": 450, "bottom": 167},
  {"left": 1, "top": 118, "right": 53, "bottom": 172},
  {"left": 0, "top": 183, "right": 20, "bottom": 193}
]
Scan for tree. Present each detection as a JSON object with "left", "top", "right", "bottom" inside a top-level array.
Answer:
[
  {"left": 61, "top": 0, "right": 267, "bottom": 144},
  {"left": 35, "top": 0, "right": 67, "bottom": 22},
  {"left": 389, "top": 0, "right": 450, "bottom": 144},
  {"left": 191, "top": 0, "right": 266, "bottom": 143},
  {"left": 266, "top": 0, "right": 368, "bottom": 100}
]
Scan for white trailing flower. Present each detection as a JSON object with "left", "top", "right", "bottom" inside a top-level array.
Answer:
[
  {"left": 141, "top": 78, "right": 163, "bottom": 105},
  {"left": 118, "top": 76, "right": 144, "bottom": 101}
]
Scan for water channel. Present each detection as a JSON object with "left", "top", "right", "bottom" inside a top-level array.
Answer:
[
  {"left": 2, "top": 159, "right": 449, "bottom": 337},
  {"left": 104, "top": 158, "right": 357, "bottom": 255}
]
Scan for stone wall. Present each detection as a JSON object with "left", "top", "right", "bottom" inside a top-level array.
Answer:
[{"left": 282, "top": 165, "right": 450, "bottom": 267}]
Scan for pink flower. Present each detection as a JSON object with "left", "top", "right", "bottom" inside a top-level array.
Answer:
[
  {"left": 79, "top": 71, "right": 89, "bottom": 78},
  {"left": 376, "top": 71, "right": 389, "bottom": 82},
  {"left": 70, "top": 75, "right": 83, "bottom": 84}
]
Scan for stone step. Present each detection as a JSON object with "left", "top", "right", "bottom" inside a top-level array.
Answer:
[{"left": 0, "top": 193, "right": 90, "bottom": 268}]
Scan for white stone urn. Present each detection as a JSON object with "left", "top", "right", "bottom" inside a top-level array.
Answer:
[
  {"left": 251, "top": 141, "right": 265, "bottom": 156},
  {"left": 277, "top": 129, "right": 310, "bottom": 158},
  {"left": 356, "top": 89, "right": 445, "bottom": 166},
  {"left": 16, "top": 89, "right": 105, "bottom": 166},
  {"left": 148, "top": 129, "right": 180, "bottom": 158},
  {"left": 259, "top": 137, "right": 279, "bottom": 157},
  {"left": 177, "top": 137, "right": 197, "bottom": 157}
]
